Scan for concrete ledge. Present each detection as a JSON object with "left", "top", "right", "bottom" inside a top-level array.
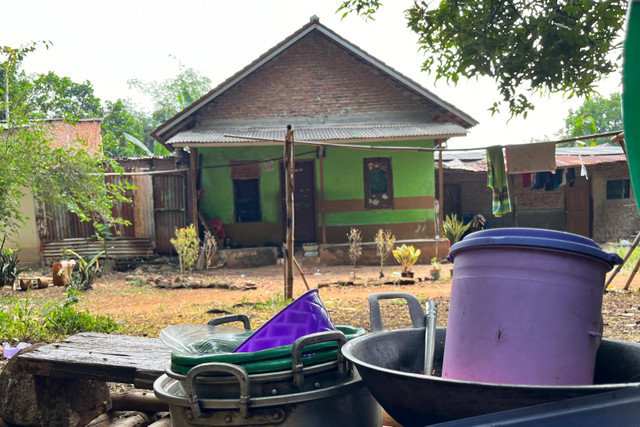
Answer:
[
  {"left": 220, "top": 247, "right": 278, "bottom": 269},
  {"left": 319, "top": 239, "right": 450, "bottom": 266}
]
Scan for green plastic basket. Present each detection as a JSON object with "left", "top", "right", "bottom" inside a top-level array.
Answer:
[{"left": 170, "top": 325, "right": 365, "bottom": 375}]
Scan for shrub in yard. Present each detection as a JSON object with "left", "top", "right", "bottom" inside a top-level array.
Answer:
[
  {"left": 443, "top": 214, "right": 471, "bottom": 244},
  {"left": 375, "top": 229, "right": 396, "bottom": 278},
  {"left": 0, "top": 235, "right": 23, "bottom": 288},
  {"left": 171, "top": 225, "right": 200, "bottom": 277},
  {"left": 61, "top": 249, "right": 105, "bottom": 291},
  {"left": 45, "top": 289, "right": 119, "bottom": 337},
  {"left": 347, "top": 227, "right": 362, "bottom": 279},
  {"left": 0, "top": 289, "right": 119, "bottom": 343}
]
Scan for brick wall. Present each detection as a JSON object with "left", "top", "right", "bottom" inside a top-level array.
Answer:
[
  {"left": 198, "top": 31, "right": 439, "bottom": 124},
  {"left": 443, "top": 162, "right": 640, "bottom": 241},
  {"left": 45, "top": 119, "right": 102, "bottom": 155},
  {"left": 590, "top": 162, "right": 640, "bottom": 242}
]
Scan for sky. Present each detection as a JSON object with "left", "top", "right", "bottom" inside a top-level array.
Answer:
[{"left": 3, "top": 0, "right": 622, "bottom": 149}]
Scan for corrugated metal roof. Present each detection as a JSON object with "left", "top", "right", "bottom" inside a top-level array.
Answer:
[
  {"left": 153, "top": 18, "right": 477, "bottom": 146},
  {"left": 442, "top": 146, "right": 626, "bottom": 172},
  {"left": 442, "top": 146, "right": 624, "bottom": 162},
  {"left": 167, "top": 122, "right": 467, "bottom": 145}
]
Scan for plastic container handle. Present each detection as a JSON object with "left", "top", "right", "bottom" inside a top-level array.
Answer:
[
  {"left": 207, "top": 313, "right": 252, "bottom": 330},
  {"left": 184, "top": 362, "right": 250, "bottom": 419},
  {"left": 291, "top": 330, "right": 347, "bottom": 388},
  {"left": 367, "top": 293, "right": 426, "bottom": 332}
]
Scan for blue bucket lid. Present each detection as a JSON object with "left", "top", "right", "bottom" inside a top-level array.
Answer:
[{"left": 448, "top": 228, "right": 622, "bottom": 269}]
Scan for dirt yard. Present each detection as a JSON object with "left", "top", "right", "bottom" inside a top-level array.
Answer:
[{"left": 2, "top": 261, "right": 640, "bottom": 343}]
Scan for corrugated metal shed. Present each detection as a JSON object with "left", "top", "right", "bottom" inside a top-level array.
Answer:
[{"left": 167, "top": 122, "right": 467, "bottom": 145}]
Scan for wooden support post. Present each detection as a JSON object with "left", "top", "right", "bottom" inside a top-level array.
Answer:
[
  {"left": 284, "top": 125, "right": 295, "bottom": 300},
  {"left": 606, "top": 232, "right": 640, "bottom": 289},
  {"left": 319, "top": 146, "right": 327, "bottom": 244},
  {"left": 189, "top": 147, "right": 199, "bottom": 236},
  {"left": 437, "top": 140, "right": 444, "bottom": 237}
]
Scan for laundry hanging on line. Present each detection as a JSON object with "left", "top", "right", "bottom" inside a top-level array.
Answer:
[
  {"left": 529, "top": 168, "right": 574, "bottom": 191},
  {"left": 486, "top": 146, "right": 511, "bottom": 217},
  {"left": 505, "top": 142, "right": 557, "bottom": 174}
]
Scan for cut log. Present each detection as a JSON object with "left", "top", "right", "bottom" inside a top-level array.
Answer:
[
  {"left": 86, "top": 411, "right": 150, "bottom": 427},
  {"left": 111, "top": 392, "right": 169, "bottom": 412},
  {"left": 148, "top": 417, "right": 172, "bottom": 427}
]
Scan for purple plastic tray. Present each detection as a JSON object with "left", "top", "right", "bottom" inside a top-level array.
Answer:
[{"left": 233, "top": 289, "right": 336, "bottom": 353}]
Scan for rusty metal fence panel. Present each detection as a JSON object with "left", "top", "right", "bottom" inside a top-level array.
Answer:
[{"left": 153, "top": 172, "right": 187, "bottom": 254}]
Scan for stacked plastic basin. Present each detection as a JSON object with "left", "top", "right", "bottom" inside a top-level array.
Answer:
[{"left": 154, "top": 289, "right": 381, "bottom": 426}]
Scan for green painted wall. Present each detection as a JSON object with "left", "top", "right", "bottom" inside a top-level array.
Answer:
[
  {"left": 322, "top": 139, "right": 435, "bottom": 225},
  {"left": 198, "top": 139, "right": 435, "bottom": 228}
]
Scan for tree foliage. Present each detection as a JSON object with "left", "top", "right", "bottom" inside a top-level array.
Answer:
[
  {"left": 559, "top": 92, "right": 622, "bottom": 145},
  {"left": 338, "top": 0, "right": 627, "bottom": 117},
  {"left": 0, "top": 44, "right": 133, "bottom": 236},
  {"left": 129, "top": 60, "right": 211, "bottom": 154},
  {"left": 26, "top": 72, "right": 103, "bottom": 119}
]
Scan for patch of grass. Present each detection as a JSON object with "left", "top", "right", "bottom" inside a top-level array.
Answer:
[
  {"left": 0, "top": 289, "right": 119, "bottom": 343},
  {"left": 610, "top": 245, "right": 640, "bottom": 271},
  {"left": 127, "top": 278, "right": 147, "bottom": 287},
  {"left": 255, "top": 293, "right": 291, "bottom": 310}
]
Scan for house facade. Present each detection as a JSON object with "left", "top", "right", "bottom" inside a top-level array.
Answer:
[
  {"left": 153, "top": 17, "right": 477, "bottom": 255},
  {"left": 440, "top": 146, "right": 639, "bottom": 242}
]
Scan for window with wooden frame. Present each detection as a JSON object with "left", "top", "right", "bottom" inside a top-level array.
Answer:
[
  {"left": 606, "top": 179, "right": 631, "bottom": 200},
  {"left": 364, "top": 157, "right": 393, "bottom": 209},
  {"left": 231, "top": 161, "right": 261, "bottom": 222}
]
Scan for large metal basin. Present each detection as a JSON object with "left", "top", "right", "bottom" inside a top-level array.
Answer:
[{"left": 341, "top": 293, "right": 640, "bottom": 426}]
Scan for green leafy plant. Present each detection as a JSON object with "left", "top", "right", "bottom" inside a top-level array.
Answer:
[
  {"left": 443, "top": 214, "right": 471, "bottom": 245},
  {"left": 255, "top": 293, "right": 291, "bottom": 310},
  {"left": 61, "top": 249, "right": 104, "bottom": 291},
  {"left": 347, "top": 227, "right": 363, "bottom": 279},
  {"left": 430, "top": 257, "right": 441, "bottom": 271},
  {"left": 0, "top": 289, "right": 119, "bottom": 343},
  {"left": 0, "top": 236, "right": 23, "bottom": 287},
  {"left": 393, "top": 244, "right": 421, "bottom": 273},
  {"left": 44, "top": 289, "right": 119, "bottom": 337},
  {"left": 170, "top": 225, "right": 200, "bottom": 277},
  {"left": 374, "top": 229, "right": 396, "bottom": 278}
]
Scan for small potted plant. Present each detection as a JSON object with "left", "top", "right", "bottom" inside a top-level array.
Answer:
[
  {"left": 430, "top": 257, "right": 442, "bottom": 281},
  {"left": 393, "top": 244, "right": 421, "bottom": 278}
]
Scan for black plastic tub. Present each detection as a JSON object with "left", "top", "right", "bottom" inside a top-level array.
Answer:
[{"left": 341, "top": 293, "right": 640, "bottom": 426}]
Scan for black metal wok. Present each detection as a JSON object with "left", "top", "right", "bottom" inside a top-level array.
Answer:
[{"left": 341, "top": 293, "right": 640, "bottom": 426}]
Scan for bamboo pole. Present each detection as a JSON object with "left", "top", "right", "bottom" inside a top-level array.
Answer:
[
  {"left": 319, "top": 146, "right": 327, "bottom": 244},
  {"left": 189, "top": 147, "right": 199, "bottom": 236},
  {"left": 624, "top": 255, "right": 640, "bottom": 291},
  {"left": 284, "top": 125, "right": 295, "bottom": 300},
  {"left": 606, "top": 232, "right": 640, "bottom": 289},
  {"left": 437, "top": 140, "right": 444, "bottom": 237},
  {"left": 293, "top": 256, "right": 310, "bottom": 290}
]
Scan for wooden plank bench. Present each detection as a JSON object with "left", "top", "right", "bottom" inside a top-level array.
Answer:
[
  {"left": 17, "top": 332, "right": 171, "bottom": 389},
  {"left": 16, "top": 332, "right": 172, "bottom": 425}
]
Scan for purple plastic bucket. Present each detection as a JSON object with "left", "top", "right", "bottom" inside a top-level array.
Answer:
[
  {"left": 233, "top": 289, "right": 335, "bottom": 353},
  {"left": 443, "top": 228, "right": 622, "bottom": 386}
]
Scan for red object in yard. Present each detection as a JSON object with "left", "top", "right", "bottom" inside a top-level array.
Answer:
[{"left": 209, "top": 219, "right": 227, "bottom": 240}]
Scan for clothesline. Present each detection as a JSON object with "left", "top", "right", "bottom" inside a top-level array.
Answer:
[{"left": 223, "top": 129, "right": 624, "bottom": 153}]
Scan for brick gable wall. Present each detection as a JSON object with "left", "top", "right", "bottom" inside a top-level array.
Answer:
[
  {"left": 45, "top": 120, "right": 102, "bottom": 155},
  {"left": 198, "top": 31, "right": 438, "bottom": 125}
]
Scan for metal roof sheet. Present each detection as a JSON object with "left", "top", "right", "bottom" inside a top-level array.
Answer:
[
  {"left": 167, "top": 122, "right": 467, "bottom": 145},
  {"left": 442, "top": 146, "right": 626, "bottom": 172}
]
